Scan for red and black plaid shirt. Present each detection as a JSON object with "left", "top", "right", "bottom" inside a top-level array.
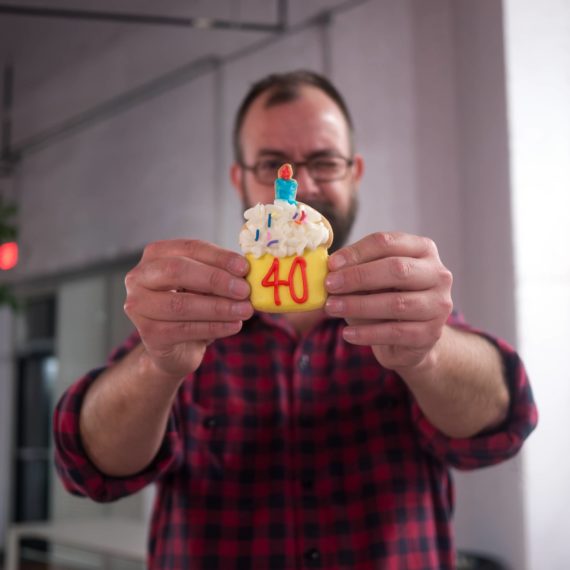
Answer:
[{"left": 54, "top": 312, "right": 537, "bottom": 570}]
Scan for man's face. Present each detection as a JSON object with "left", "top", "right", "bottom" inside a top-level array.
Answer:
[{"left": 231, "top": 86, "right": 364, "bottom": 252}]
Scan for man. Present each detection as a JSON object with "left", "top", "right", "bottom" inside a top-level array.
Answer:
[{"left": 54, "top": 71, "right": 537, "bottom": 569}]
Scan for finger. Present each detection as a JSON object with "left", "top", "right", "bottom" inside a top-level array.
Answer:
[
  {"left": 329, "top": 232, "right": 436, "bottom": 270},
  {"left": 325, "top": 291, "right": 446, "bottom": 321},
  {"left": 132, "top": 257, "right": 250, "bottom": 300},
  {"left": 130, "top": 290, "right": 254, "bottom": 322},
  {"left": 136, "top": 316, "right": 244, "bottom": 346},
  {"left": 325, "top": 257, "right": 437, "bottom": 294},
  {"left": 141, "top": 239, "right": 249, "bottom": 276},
  {"left": 342, "top": 320, "right": 442, "bottom": 348}
]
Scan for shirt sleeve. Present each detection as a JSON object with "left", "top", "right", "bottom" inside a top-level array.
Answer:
[
  {"left": 53, "top": 332, "right": 184, "bottom": 502},
  {"left": 410, "top": 312, "right": 538, "bottom": 470}
]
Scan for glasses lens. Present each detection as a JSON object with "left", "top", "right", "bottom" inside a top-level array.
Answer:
[
  {"left": 255, "top": 158, "right": 283, "bottom": 184},
  {"left": 250, "top": 156, "right": 351, "bottom": 184},
  {"left": 308, "top": 157, "right": 348, "bottom": 182}
]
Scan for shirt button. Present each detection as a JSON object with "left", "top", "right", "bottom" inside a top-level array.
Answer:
[
  {"left": 304, "top": 548, "right": 321, "bottom": 565},
  {"left": 202, "top": 416, "right": 218, "bottom": 429},
  {"left": 299, "top": 354, "right": 310, "bottom": 371}
]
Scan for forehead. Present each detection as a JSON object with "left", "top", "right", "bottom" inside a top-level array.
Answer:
[{"left": 240, "top": 85, "right": 351, "bottom": 159}]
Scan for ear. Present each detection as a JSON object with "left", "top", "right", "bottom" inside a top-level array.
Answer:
[
  {"left": 230, "top": 162, "right": 245, "bottom": 200},
  {"left": 351, "top": 153, "right": 365, "bottom": 190}
]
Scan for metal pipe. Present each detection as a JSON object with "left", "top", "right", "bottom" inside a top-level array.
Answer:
[{"left": 0, "top": 4, "right": 281, "bottom": 33}]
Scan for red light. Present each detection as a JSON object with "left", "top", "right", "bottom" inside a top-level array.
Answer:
[{"left": 0, "top": 242, "right": 18, "bottom": 270}]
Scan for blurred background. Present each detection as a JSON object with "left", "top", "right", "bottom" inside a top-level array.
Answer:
[{"left": 0, "top": 0, "right": 567, "bottom": 569}]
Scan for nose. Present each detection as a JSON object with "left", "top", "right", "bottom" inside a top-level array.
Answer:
[{"left": 294, "top": 165, "right": 322, "bottom": 200}]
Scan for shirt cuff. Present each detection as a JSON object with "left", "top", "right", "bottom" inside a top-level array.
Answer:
[
  {"left": 53, "top": 366, "right": 183, "bottom": 503},
  {"left": 411, "top": 322, "right": 538, "bottom": 470}
]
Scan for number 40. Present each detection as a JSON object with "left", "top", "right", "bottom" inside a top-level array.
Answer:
[{"left": 261, "top": 256, "right": 309, "bottom": 306}]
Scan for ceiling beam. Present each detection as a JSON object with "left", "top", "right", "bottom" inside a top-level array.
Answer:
[{"left": 0, "top": 4, "right": 284, "bottom": 33}]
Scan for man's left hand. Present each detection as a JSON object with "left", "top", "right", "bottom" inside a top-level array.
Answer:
[{"left": 324, "top": 232, "right": 453, "bottom": 373}]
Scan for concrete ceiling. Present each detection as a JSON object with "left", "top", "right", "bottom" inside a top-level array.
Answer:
[
  {"left": 0, "top": 0, "right": 357, "bottom": 158},
  {"left": 0, "top": 0, "right": 282, "bottom": 93}
]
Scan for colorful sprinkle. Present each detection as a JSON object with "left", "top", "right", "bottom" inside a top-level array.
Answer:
[
  {"left": 268, "top": 213, "right": 272, "bottom": 228},
  {"left": 295, "top": 210, "right": 307, "bottom": 224},
  {"left": 292, "top": 211, "right": 299, "bottom": 220},
  {"left": 255, "top": 229, "right": 260, "bottom": 241},
  {"left": 267, "top": 239, "right": 279, "bottom": 247}
]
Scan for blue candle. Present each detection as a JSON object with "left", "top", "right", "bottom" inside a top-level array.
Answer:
[{"left": 275, "top": 163, "right": 298, "bottom": 204}]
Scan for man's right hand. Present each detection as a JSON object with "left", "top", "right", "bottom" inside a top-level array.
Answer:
[{"left": 124, "top": 239, "right": 253, "bottom": 379}]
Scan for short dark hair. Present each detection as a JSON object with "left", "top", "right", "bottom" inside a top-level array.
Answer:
[{"left": 233, "top": 70, "right": 355, "bottom": 163}]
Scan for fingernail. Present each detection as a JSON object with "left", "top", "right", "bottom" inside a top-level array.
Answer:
[
  {"left": 232, "top": 301, "right": 252, "bottom": 317},
  {"left": 329, "top": 254, "right": 347, "bottom": 271},
  {"left": 228, "top": 256, "right": 248, "bottom": 275},
  {"left": 326, "top": 272, "right": 344, "bottom": 292},
  {"left": 343, "top": 327, "right": 356, "bottom": 341},
  {"left": 325, "top": 298, "right": 344, "bottom": 315},
  {"left": 229, "top": 278, "right": 250, "bottom": 298}
]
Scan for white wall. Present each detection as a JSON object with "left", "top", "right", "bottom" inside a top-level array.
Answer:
[
  {"left": 504, "top": 1, "right": 570, "bottom": 569},
  {"left": 12, "top": 73, "right": 218, "bottom": 279},
  {"left": 449, "top": 3, "right": 526, "bottom": 569},
  {"left": 0, "top": 0, "right": 539, "bottom": 567}
]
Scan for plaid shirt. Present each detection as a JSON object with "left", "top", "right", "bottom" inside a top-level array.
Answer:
[{"left": 54, "top": 312, "right": 537, "bottom": 570}]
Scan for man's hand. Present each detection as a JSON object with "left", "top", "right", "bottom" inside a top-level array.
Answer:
[
  {"left": 124, "top": 239, "right": 253, "bottom": 379},
  {"left": 324, "top": 232, "right": 453, "bottom": 374}
]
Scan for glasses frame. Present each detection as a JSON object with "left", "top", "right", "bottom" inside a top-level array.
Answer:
[{"left": 240, "top": 155, "right": 355, "bottom": 186}]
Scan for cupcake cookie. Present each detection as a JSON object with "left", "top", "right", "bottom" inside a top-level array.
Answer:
[{"left": 239, "top": 164, "right": 333, "bottom": 313}]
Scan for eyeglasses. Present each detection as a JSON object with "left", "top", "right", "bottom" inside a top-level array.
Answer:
[{"left": 240, "top": 155, "right": 354, "bottom": 186}]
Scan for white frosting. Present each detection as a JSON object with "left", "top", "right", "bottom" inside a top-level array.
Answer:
[{"left": 239, "top": 200, "right": 330, "bottom": 258}]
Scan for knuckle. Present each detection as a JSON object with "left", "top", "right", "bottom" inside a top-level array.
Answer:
[
  {"left": 180, "top": 320, "right": 198, "bottom": 336},
  {"left": 169, "top": 292, "right": 186, "bottom": 315},
  {"left": 124, "top": 268, "right": 139, "bottom": 292},
  {"left": 390, "top": 257, "right": 412, "bottom": 280},
  {"left": 123, "top": 298, "right": 135, "bottom": 317},
  {"left": 208, "top": 321, "right": 222, "bottom": 336},
  {"left": 208, "top": 268, "right": 225, "bottom": 292},
  {"left": 213, "top": 298, "right": 230, "bottom": 318},
  {"left": 423, "top": 237, "right": 437, "bottom": 253},
  {"left": 343, "top": 245, "right": 360, "bottom": 265},
  {"left": 353, "top": 264, "right": 368, "bottom": 287},
  {"left": 181, "top": 239, "right": 203, "bottom": 258},
  {"left": 390, "top": 322, "right": 406, "bottom": 341},
  {"left": 143, "top": 240, "right": 165, "bottom": 259},
  {"left": 372, "top": 231, "right": 396, "bottom": 251},
  {"left": 440, "top": 294, "right": 453, "bottom": 316},
  {"left": 142, "top": 242, "right": 157, "bottom": 258},
  {"left": 440, "top": 268, "right": 453, "bottom": 287},
  {"left": 159, "top": 258, "right": 179, "bottom": 280},
  {"left": 391, "top": 293, "right": 409, "bottom": 317},
  {"left": 356, "top": 295, "right": 368, "bottom": 315}
]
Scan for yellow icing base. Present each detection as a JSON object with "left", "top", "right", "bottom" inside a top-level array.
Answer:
[{"left": 246, "top": 247, "right": 329, "bottom": 313}]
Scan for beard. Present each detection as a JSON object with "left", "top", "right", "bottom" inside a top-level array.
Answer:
[
  {"left": 302, "top": 192, "right": 358, "bottom": 254},
  {"left": 242, "top": 184, "right": 359, "bottom": 254}
]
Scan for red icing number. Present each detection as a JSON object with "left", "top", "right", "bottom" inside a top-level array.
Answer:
[{"left": 261, "top": 256, "right": 309, "bottom": 306}]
